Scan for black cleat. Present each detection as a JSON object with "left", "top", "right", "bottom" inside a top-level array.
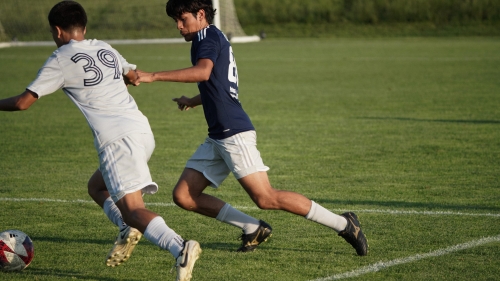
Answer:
[
  {"left": 237, "top": 220, "right": 272, "bottom": 252},
  {"left": 338, "top": 212, "right": 368, "bottom": 256}
]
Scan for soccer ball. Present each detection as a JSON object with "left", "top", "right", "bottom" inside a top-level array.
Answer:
[{"left": 0, "top": 230, "right": 34, "bottom": 272}]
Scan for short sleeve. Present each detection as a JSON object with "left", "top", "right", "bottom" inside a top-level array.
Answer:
[
  {"left": 197, "top": 33, "right": 219, "bottom": 64},
  {"left": 26, "top": 54, "right": 64, "bottom": 98},
  {"left": 117, "top": 52, "right": 137, "bottom": 75}
]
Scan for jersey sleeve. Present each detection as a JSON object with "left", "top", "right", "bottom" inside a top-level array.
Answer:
[
  {"left": 26, "top": 54, "right": 64, "bottom": 98},
  {"left": 117, "top": 52, "right": 137, "bottom": 75},
  {"left": 196, "top": 32, "right": 220, "bottom": 64},
  {"left": 95, "top": 40, "right": 136, "bottom": 75}
]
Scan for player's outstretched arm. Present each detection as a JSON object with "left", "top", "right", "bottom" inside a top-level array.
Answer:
[
  {"left": 135, "top": 58, "right": 214, "bottom": 84},
  {"left": 0, "top": 90, "right": 38, "bottom": 111},
  {"left": 172, "top": 95, "right": 202, "bottom": 111}
]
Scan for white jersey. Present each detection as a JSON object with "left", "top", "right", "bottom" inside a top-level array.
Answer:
[{"left": 27, "top": 39, "right": 153, "bottom": 152}]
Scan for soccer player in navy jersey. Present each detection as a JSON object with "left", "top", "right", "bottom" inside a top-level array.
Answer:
[{"left": 136, "top": 0, "right": 368, "bottom": 256}]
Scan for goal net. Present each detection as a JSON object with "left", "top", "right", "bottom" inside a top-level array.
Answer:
[
  {"left": 0, "top": 0, "right": 259, "bottom": 46},
  {"left": 215, "top": 0, "right": 259, "bottom": 43}
]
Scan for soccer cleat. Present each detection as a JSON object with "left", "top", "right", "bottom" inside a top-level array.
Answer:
[
  {"left": 175, "top": 240, "right": 202, "bottom": 281},
  {"left": 237, "top": 220, "right": 272, "bottom": 252},
  {"left": 106, "top": 226, "right": 142, "bottom": 267},
  {"left": 338, "top": 212, "right": 368, "bottom": 256}
]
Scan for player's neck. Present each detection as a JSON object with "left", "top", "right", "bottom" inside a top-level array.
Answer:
[
  {"left": 64, "top": 30, "right": 85, "bottom": 42},
  {"left": 56, "top": 27, "right": 86, "bottom": 47}
]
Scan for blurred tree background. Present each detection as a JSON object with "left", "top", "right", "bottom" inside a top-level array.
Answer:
[
  {"left": 234, "top": 0, "right": 500, "bottom": 37},
  {"left": 0, "top": 0, "right": 499, "bottom": 41}
]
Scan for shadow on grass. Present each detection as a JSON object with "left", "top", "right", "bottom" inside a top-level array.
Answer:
[
  {"left": 198, "top": 242, "right": 237, "bottom": 251},
  {"left": 312, "top": 198, "right": 500, "bottom": 213},
  {"left": 357, "top": 117, "right": 500, "bottom": 124},
  {"left": 14, "top": 268, "right": 137, "bottom": 281},
  {"left": 200, "top": 242, "right": 335, "bottom": 253},
  {"left": 28, "top": 236, "right": 112, "bottom": 245}
]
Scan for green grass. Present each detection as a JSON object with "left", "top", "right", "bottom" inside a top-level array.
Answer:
[{"left": 1, "top": 37, "right": 500, "bottom": 280}]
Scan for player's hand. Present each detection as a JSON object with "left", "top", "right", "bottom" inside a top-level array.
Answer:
[
  {"left": 123, "top": 70, "right": 139, "bottom": 86},
  {"left": 172, "top": 96, "right": 194, "bottom": 111},
  {"left": 135, "top": 70, "right": 154, "bottom": 85}
]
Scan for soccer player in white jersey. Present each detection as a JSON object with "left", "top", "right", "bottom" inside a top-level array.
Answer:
[
  {"left": 0, "top": 1, "right": 200, "bottom": 280},
  {"left": 135, "top": 0, "right": 368, "bottom": 258}
]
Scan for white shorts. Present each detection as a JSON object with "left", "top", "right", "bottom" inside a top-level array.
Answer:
[
  {"left": 99, "top": 133, "right": 158, "bottom": 202},
  {"left": 186, "top": 130, "right": 269, "bottom": 188}
]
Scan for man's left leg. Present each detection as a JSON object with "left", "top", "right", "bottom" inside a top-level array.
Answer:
[
  {"left": 88, "top": 169, "right": 127, "bottom": 228},
  {"left": 115, "top": 190, "right": 201, "bottom": 279},
  {"left": 88, "top": 169, "right": 143, "bottom": 266}
]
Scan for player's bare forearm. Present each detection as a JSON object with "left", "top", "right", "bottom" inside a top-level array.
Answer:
[
  {"left": 0, "top": 91, "right": 38, "bottom": 111},
  {"left": 172, "top": 94, "right": 202, "bottom": 111},
  {"left": 136, "top": 58, "right": 213, "bottom": 84}
]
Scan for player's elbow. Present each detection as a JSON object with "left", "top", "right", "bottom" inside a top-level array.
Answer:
[
  {"left": 12, "top": 91, "right": 38, "bottom": 111},
  {"left": 16, "top": 103, "right": 30, "bottom": 111},
  {"left": 198, "top": 72, "right": 210, "bottom": 82},
  {"left": 15, "top": 100, "right": 32, "bottom": 111},
  {"left": 194, "top": 58, "right": 213, "bottom": 82}
]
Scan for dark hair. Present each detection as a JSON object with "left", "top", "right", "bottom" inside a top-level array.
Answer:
[
  {"left": 48, "top": 1, "right": 87, "bottom": 31},
  {"left": 166, "top": 0, "right": 216, "bottom": 24}
]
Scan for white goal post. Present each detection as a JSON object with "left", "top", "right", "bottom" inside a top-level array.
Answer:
[
  {"left": 213, "top": 0, "right": 260, "bottom": 43},
  {"left": 213, "top": 0, "right": 222, "bottom": 31}
]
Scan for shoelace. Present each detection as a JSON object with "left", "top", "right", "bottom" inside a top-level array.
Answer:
[
  {"left": 170, "top": 259, "right": 179, "bottom": 274},
  {"left": 170, "top": 252, "right": 183, "bottom": 274},
  {"left": 238, "top": 232, "right": 251, "bottom": 242}
]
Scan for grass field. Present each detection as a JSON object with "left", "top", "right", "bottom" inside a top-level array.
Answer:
[{"left": 1, "top": 37, "right": 499, "bottom": 280}]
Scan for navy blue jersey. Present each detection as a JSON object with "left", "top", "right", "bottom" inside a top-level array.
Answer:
[{"left": 191, "top": 25, "right": 254, "bottom": 139}]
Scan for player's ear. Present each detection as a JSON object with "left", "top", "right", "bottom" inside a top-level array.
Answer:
[
  {"left": 197, "top": 9, "right": 206, "bottom": 21},
  {"left": 55, "top": 26, "right": 63, "bottom": 38},
  {"left": 83, "top": 26, "right": 87, "bottom": 35}
]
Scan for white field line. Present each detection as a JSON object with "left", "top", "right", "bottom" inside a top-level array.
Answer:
[
  {"left": 0, "top": 36, "right": 259, "bottom": 49},
  {"left": 1, "top": 197, "right": 499, "bottom": 217},
  {"left": 309, "top": 234, "right": 500, "bottom": 281},
  {"left": 0, "top": 197, "right": 177, "bottom": 207},
  {"left": 2, "top": 197, "right": 499, "bottom": 280}
]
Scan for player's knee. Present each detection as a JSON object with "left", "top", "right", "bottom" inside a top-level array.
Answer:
[
  {"left": 172, "top": 193, "right": 183, "bottom": 208},
  {"left": 253, "top": 189, "right": 283, "bottom": 210},
  {"left": 87, "top": 172, "right": 106, "bottom": 199},
  {"left": 172, "top": 189, "right": 190, "bottom": 210},
  {"left": 253, "top": 196, "right": 277, "bottom": 210},
  {"left": 87, "top": 179, "right": 97, "bottom": 198}
]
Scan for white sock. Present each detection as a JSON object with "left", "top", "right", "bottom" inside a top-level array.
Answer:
[
  {"left": 216, "top": 203, "right": 260, "bottom": 234},
  {"left": 305, "top": 201, "right": 347, "bottom": 232},
  {"left": 143, "top": 216, "right": 184, "bottom": 258},
  {"left": 103, "top": 197, "right": 126, "bottom": 229}
]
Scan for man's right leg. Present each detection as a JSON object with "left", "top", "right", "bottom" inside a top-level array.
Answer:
[
  {"left": 172, "top": 168, "right": 225, "bottom": 218},
  {"left": 172, "top": 168, "right": 266, "bottom": 251}
]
